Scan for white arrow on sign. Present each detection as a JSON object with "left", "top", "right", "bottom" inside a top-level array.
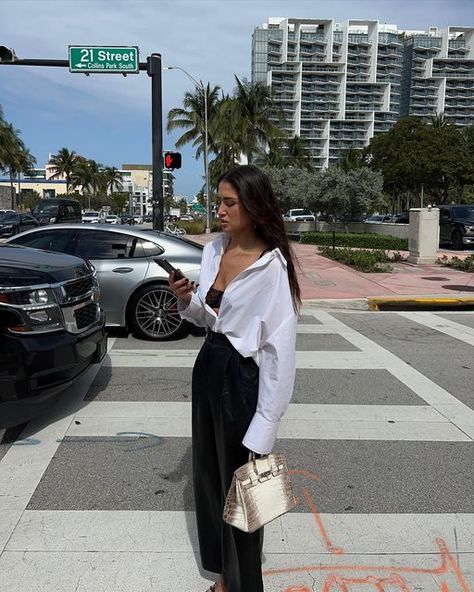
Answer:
[{"left": 73, "top": 63, "right": 87, "bottom": 69}]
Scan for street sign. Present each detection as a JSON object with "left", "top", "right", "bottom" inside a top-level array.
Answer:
[{"left": 68, "top": 46, "right": 139, "bottom": 73}]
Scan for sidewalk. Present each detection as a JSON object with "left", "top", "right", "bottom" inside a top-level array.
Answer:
[{"left": 191, "top": 233, "right": 474, "bottom": 309}]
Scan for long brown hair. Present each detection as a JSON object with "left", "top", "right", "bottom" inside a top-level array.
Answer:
[{"left": 218, "top": 165, "right": 301, "bottom": 312}]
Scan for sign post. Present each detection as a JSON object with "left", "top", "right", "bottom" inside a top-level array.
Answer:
[{"left": 69, "top": 46, "right": 139, "bottom": 74}]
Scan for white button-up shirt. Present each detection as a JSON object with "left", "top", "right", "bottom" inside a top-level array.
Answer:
[{"left": 178, "top": 234, "right": 297, "bottom": 454}]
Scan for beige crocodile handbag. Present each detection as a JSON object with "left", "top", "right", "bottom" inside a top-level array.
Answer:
[{"left": 223, "top": 452, "right": 297, "bottom": 533}]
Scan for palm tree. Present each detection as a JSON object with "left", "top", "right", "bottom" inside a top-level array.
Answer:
[
  {"left": 167, "top": 82, "right": 222, "bottom": 158},
  {"left": 15, "top": 147, "right": 36, "bottom": 206},
  {"left": 102, "top": 166, "right": 123, "bottom": 195},
  {"left": 48, "top": 148, "right": 78, "bottom": 195},
  {"left": 430, "top": 113, "right": 450, "bottom": 128},
  {"left": 87, "top": 159, "right": 104, "bottom": 196},
  {"left": 71, "top": 159, "right": 95, "bottom": 209},
  {"left": 286, "top": 135, "right": 312, "bottom": 170},
  {"left": 0, "top": 121, "right": 35, "bottom": 209},
  {"left": 338, "top": 148, "right": 363, "bottom": 172},
  {"left": 228, "top": 75, "right": 285, "bottom": 164}
]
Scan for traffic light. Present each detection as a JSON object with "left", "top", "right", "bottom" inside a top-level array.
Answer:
[
  {"left": 0, "top": 46, "right": 18, "bottom": 63},
  {"left": 164, "top": 151, "right": 182, "bottom": 170}
]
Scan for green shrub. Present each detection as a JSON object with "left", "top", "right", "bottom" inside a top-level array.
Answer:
[
  {"left": 177, "top": 219, "right": 222, "bottom": 234},
  {"left": 178, "top": 221, "right": 206, "bottom": 234},
  {"left": 319, "top": 246, "right": 393, "bottom": 272},
  {"left": 301, "top": 231, "right": 408, "bottom": 251},
  {"left": 437, "top": 254, "right": 474, "bottom": 272}
]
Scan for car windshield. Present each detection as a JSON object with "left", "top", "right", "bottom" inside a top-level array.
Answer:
[
  {"left": 454, "top": 206, "right": 474, "bottom": 219},
  {"left": 291, "top": 209, "right": 312, "bottom": 216},
  {"left": 33, "top": 203, "right": 59, "bottom": 215},
  {"left": 84, "top": 212, "right": 99, "bottom": 217}
]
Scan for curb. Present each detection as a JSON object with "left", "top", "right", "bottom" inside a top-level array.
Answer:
[{"left": 368, "top": 296, "right": 474, "bottom": 311}]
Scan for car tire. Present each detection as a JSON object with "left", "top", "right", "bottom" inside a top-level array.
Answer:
[
  {"left": 452, "top": 231, "right": 464, "bottom": 251},
  {"left": 130, "top": 284, "right": 188, "bottom": 341}
]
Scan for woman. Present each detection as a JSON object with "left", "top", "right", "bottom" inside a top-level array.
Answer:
[{"left": 169, "top": 165, "right": 300, "bottom": 592}]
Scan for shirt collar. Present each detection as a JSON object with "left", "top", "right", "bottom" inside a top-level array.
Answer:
[{"left": 214, "top": 233, "right": 287, "bottom": 270}]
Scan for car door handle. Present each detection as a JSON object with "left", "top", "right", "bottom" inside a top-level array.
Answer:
[{"left": 112, "top": 267, "right": 134, "bottom": 273}]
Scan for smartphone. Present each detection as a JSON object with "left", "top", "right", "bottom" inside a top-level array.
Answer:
[{"left": 154, "top": 258, "right": 186, "bottom": 282}]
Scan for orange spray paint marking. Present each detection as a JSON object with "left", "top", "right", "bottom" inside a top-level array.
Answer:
[
  {"left": 264, "top": 538, "right": 471, "bottom": 592},
  {"left": 302, "top": 486, "right": 344, "bottom": 555}
]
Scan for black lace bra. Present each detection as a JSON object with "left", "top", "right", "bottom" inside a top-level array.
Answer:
[{"left": 205, "top": 248, "right": 272, "bottom": 311}]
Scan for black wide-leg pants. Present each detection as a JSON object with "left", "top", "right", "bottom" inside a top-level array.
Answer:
[{"left": 192, "top": 330, "right": 264, "bottom": 592}]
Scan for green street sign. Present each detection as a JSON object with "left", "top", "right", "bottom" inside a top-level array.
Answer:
[{"left": 68, "top": 46, "right": 139, "bottom": 74}]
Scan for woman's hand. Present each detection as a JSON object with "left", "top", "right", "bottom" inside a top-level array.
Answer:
[{"left": 168, "top": 271, "right": 195, "bottom": 307}]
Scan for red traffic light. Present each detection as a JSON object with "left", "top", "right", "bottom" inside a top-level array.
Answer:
[{"left": 164, "top": 152, "right": 182, "bottom": 169}]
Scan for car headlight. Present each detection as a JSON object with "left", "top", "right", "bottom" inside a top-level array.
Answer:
[
  {"left": 49, "top": 217, "right": 57, "bottom": 223},
  {"left": 0, "top": 288, "right": 63, "bottom": 333},
  {"left": 465, "top": 226, "right": 474, "bottom": 233}
]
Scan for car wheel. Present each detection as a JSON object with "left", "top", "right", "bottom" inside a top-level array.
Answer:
[
  {"left": 452, "top": 231, "right": 464, "bottom": 251},
  {"left": 131, "top": 284, "right": 187, "bottom": 341}
]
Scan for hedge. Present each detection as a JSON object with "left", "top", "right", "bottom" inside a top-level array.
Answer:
[
  {"left": 437, "top": 254, "right": 474, "bottom": 272},
  {"left": 319, "top": 246, "right": 393, "bottom": 272},
  {"left": 301, "top": 231, "right": 408, "bottom": 251}
]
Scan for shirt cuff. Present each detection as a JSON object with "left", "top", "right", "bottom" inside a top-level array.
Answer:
[
  {"left": 178, "top": 292, "right": 203, "bottom": 322},
  {"left": 242, "top": 412, "right": 279, "bottom": 455}
]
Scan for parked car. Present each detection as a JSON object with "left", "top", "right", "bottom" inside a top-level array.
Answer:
[
  {"left": 283, "top": 209, "right": 316, "bottom": 222},
  {"left": 364, "top": 214, "right": 393, "bottom": 223},
  {"left": 0, "top": 244, "right": 106, "bottom": 428},
  {"left": 120, "top": 213, "right": 139, "bottom": 225},
  {"left": 0, "top": 209, "right": 16, "bottom": 215},
  {"left": 32, "top": 198, "right": 82, "bottom": 225},
  {"left": 0, "top": 212, "right": 39, "bottom": 237},
  {"left": 392, "top": 212, "right": 410, "bottom": 224},
  {"left": 439, "top": 204, "right": 474, "bottom": 250},
  {"left": 105, "top": 214, "right": 120, "bottom": 225},
  {"left": 180, "top": 214, "right": 195, "bottom": 222},
  {"left": 82, "top": 211, "right": 103, "bottom": 224},
  {"left": 8, "top": 225, "right": 203, "bottom": 341}
]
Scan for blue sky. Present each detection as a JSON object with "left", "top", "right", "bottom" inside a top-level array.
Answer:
[{"left": 1, "top": 0, "right": 472, "bottom": 197}]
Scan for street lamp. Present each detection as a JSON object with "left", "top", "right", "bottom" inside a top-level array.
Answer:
[{"left": 164, "top": 66, "right": 211, "bottom": 234}]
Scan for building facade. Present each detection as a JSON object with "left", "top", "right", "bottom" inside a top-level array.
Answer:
[
  {"left": 252, "top": 18, "right": 474, "bottom": 168},
  {"left": 0, "top": 162, "right": 175, "bottom": 215}
]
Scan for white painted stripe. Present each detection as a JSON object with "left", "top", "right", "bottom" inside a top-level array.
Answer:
[
  {"left": 6, "top": 511, "right": 474, "bottom": 554},
  {"left": 0, "top": 338, "right": 116, "bottom": 553},
  {"left": 76, "top": 401, "right": 447, "bottom": 423},
  {"left": 3, "top": 551, "right": 472, "bottom": 592},
  {"left": 105, "top": 349, "right": 383, "bottom": 369},
  {"left": 313, "top": 311, "right": 474, "bottom": 440},
  {"left": 399, "top": 311, "right": 474, "bottom": 346},
  {"left": 65, "top": 413, "right": 470, "bottom": 441}
]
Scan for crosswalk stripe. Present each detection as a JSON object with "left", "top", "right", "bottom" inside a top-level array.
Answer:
[
  {"left": 105, "top": 349, "right": 384, "bottom": 369},
  {"left": 65, "top": 412, "right": 470, "bottom": 442},
  {"left": 5, "top": 510, "right": 474, "bottom": 554},
  {"left": 399, "top": 311, "right": 474, "bottom": 346}
]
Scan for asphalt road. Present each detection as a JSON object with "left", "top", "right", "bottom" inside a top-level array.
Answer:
[{"left": 1, "top": 309, "right": 473, "bottom": 591}]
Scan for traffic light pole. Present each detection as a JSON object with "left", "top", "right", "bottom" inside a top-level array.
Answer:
[
  {"left": 147, "top": 54, "right": 164, "bottom": 231},
  {"left": 0, "top": 50, "right": 164, "bottom": 231}
]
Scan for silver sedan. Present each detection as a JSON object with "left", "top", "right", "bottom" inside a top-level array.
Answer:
[{"left": 8, "top": 224, "right": 203, "bottom": 340}]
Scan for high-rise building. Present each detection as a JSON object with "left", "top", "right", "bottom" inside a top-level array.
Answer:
[{"left": 252, "top": 18, "right": 474, "bottom": 169}]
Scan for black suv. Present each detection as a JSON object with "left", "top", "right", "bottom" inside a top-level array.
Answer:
[
  {"left": 32, "top": 198, "right": 82, "bottom": 225},
  {"left": 0, "top": 245, "right": 107, "bottom": 428},
  {"left": 439, "top": 204, "right": 474, "bottom": 250},
  {"left": 0, "top": 212, "right": 39, "bottom": 237}
]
